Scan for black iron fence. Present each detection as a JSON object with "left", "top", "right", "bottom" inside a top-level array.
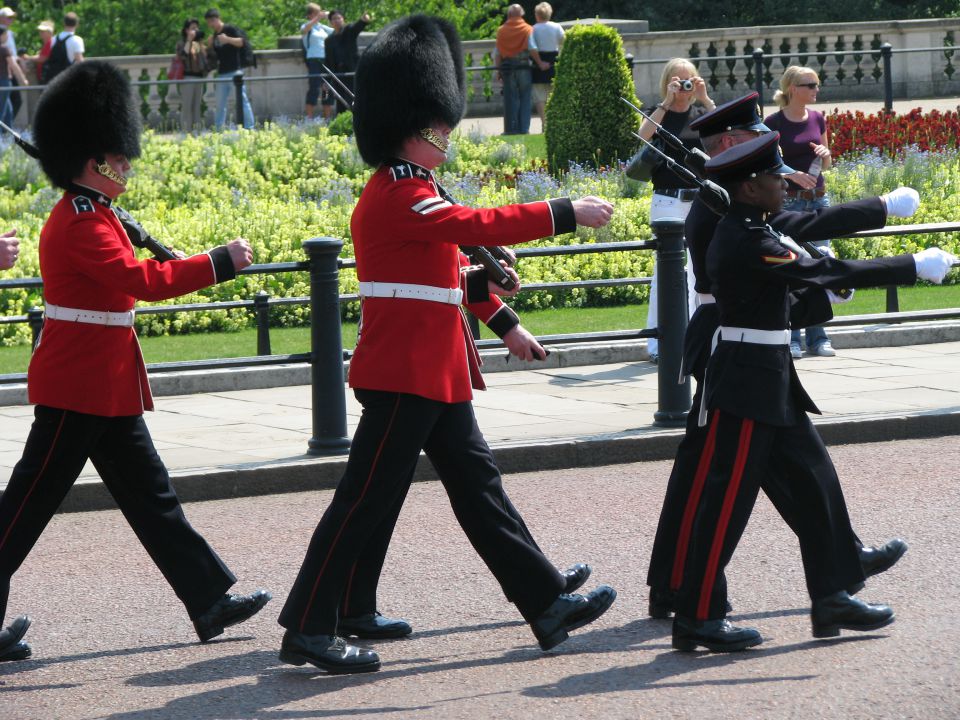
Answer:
[{"left": 1, "top": 220, "right": 958, "bottom": 453}]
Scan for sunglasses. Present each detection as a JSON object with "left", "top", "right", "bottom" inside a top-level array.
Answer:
[{"left": 795, "top": 82, "right": 820, "bottom": 89}]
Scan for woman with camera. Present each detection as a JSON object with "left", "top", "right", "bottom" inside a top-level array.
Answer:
[
  {"left": 637, "top": 58, "right": 714, "bottom": 362},
  {"left": 764, "top": 66, "right": 835, "bottom": 358},
  {"left": 175, "top": 18, "right": 209, "bottom": 132}
]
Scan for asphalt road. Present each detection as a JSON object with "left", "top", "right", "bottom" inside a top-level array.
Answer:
[{"left": 1, "top": 437, "right": 958, "bottom": 719}]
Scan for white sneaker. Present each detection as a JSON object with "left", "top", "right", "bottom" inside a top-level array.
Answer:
[
  {"left": 812, "top": 341, "right": 836, "bottom": 357},
  {"left": 790, "top": 341, "right": 802, "bottom": 359}
]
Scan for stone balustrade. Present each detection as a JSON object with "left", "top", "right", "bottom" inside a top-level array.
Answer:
[{"left": 10, "top": 17, "right": 957, "bottom": 130}]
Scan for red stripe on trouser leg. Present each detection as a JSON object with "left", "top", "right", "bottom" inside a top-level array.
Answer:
[
  {"left": 299, "top": 396, "right": 402, "bottom": 632},
  {"left": 670, "top": 411, "right": 720, "bottom": 591},
  {"left": 0, "top": 411, "right": 68, "bottom": 553},
  {"left": 696, "top": 417, "right": 754, "bottom": 621}
]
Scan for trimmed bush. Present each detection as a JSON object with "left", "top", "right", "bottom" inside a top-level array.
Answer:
[{"left": 545, "top": 23, "right": 640, "bottom": 173}]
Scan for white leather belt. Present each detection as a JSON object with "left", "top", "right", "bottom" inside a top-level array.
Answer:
[
  {"left": 359, "top": 281, "right": 463, "bottom": 305},
  {"left": 718, "top": 326, "right": 790, "bottom": 345},
  {"left": 697, "top": 293, "right": 715, "bottom": 305},
  {"left": 44, "top": 303, "right": 135, "bottom": 327}
]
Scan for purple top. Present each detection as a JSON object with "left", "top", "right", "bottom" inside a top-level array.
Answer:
[{"left": 764, "top": 109, "right": 826, "bottom": 190}]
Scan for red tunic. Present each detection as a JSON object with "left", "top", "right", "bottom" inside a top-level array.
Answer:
[
  {"left": 348, "top": 160, "right": 576, "bottom": 403},
  {"left": 28, "top": 191, "right": 231, "bottom": 416}
]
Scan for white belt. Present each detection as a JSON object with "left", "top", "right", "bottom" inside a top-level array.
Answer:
[
  {"left": 44, "top": 303, "right": 136, "bottom": 327},
  {"left": 718, "top": 326, "right": 790, "bottom": 345},
  {"left": 697, "top": 293, "right": 715, "bottom": 305},
  {"left": 358, "top": 281, "right": 463, "bottom": 306}
]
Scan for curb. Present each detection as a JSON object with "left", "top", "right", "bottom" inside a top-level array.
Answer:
[{"left": 57, "top": 406, "right": 960, "bottom": 514}]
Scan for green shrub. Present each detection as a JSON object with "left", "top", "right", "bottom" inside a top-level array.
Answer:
[
  {"left": 545, "top": 23, "right": 640, "bottom": 174},
  {"left": 328, "top": 111, "right": 355, "bottom": 137}
]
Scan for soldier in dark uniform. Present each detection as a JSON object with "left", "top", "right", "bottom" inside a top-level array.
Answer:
[
  {"left": 0, "top": 61, "right": 271, "bottom": 663},
  {"left": 646, "top": 93, "right": 917, "bottom": 618},
  {"left": 671, "top": 132, "right": 956, "bottom": 652},
  {"left": 277, "top": 15, "right": 617, "bottom": 674}
]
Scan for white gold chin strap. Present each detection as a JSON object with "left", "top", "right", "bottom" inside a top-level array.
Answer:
[{"left": 419, "top": 128, "right": 449, "bottom": 153}]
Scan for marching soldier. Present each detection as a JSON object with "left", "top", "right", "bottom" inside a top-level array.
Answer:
[
  {"left": 670, "top": 132, "right": 956, "bottom": 651},
  {"left": 647, "top": 93, "right": 916, "bottom": 618},
  {"left": 0, "top": 61, "right": 270, "bottom": 663},
  {"left": 277, "top": 14, "right": 616, "bottom": 674}
]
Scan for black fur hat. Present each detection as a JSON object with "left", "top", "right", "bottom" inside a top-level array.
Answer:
[
  {"left": 352, "top": 14, "right": 465, "bottom": 166},
  {"left": 33, "top": 61, "right": 142, "bottom": 189}
]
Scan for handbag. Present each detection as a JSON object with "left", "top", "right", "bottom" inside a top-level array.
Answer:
[
  {"left": 625, "top": 135, "right": 665, "bottom": 182},
  {"left": 168, "top": 55, "right": 185, "bottom": 80}
]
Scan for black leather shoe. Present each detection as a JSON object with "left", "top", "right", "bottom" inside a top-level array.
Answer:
[
  {"left": 531, "top": 585, "right": 617, "bottom": 651},
  {"left": 672, "top": 615, "right": 762, "bottom": 652},
  {"left": 194, "top": 589, "right": 272, "bottom": 642},
  {"left": 562, "top": 563, "right": 591, "bottom": 594},
  {"left": 338, "top": 611, "right": 412, "bottom": 639},
  {"left": 0, "top": 641, "right": 30, "bottom": 662},
  {"left": 860, "top": 539, "right": 908, "bottom": 579},
  {"left": 811, "top": 590, "right": 895, "bottom": 638},
  {"left": 279, "top": 631, "right": 381, "bottom": 674},
  {"left": 0, "top": 615, "right": 30, "bottom": 653}
]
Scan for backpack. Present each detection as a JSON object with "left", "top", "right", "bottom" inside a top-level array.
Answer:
[
  {"left": 42, "top": 32, "right": 71, "bottom": 83},
  {"left": 237, "top": 28, "right": 257, "bottom": 68}
]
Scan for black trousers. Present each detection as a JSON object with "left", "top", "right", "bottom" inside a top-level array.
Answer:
[
  {"left": 674, "top": 409, "right": 865, "bottom": 621},
  {"left": 279, "top": 390, "right": 565, "bottom": 636},
  {"left": 0, "top": 406, "right": 235, "bottom": 621}
]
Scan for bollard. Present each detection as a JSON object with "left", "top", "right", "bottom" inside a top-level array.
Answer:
[
  {"left": 885, "top": 286, "right": 900, "bottom": 313},
  {"left": 254, "top": 290, "right": 271, "bottom": 355},
  {"left": 28, "top": 306, "right": 44, "bottom": 352},
  {"left": 881, "top": 43, "right": 894, "bottom": 114},
  {"left": 303, "top": 237, "right": 351, "bottom": 454},
  {"left": 233, "top": 72, "right": 245, "bottom": 127},
  {"left": 651, "top": 219, "right": 691, "bottom": 426},
  {"left": 753, "top": 49, "right": 765, "bottom": 113}
]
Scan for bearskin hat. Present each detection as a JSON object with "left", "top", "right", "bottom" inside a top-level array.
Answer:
[
  {"left": 33, "top": 61, "right": 142, "bottom": 189},
  {"left": 352, "top": 14, "right": 465, "bottom": 166}
]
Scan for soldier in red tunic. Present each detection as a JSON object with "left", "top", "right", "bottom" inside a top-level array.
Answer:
[
  {"left": 277, "top": 15, "right": 617, "bottom": 674},
  {"left": 0, "top": 61, "right": 271, "bottom": 663}
]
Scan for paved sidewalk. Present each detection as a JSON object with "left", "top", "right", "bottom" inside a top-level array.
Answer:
[{"left": 1, "top": 340, "right": 957, "bottom": 511}]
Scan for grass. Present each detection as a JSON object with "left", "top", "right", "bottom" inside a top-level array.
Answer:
[
  {"left": 501, "top": 133, "right": 547, "bottom": 158},
  {"left": 0, "top": 284, "right": 956, "bottom": 376}
]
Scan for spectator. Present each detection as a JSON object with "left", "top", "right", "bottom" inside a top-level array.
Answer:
[
  {"left": 0, "top": 26, "right": 27, "bottom": 128},
  {"left": 494, "top": 4, "right": 548, "bottom": 135},
  {"left": 530, "top": 2, "right": 564, "bottom": 129},
  {"left": 765, "top": 66, "right": 836, "bottom": 358},
  {"left": 176, "top": 18, "right": 209, "bottom": 133},
  {"left": 636, "top": 58, "right": 714, "bottom": 362},
  {"left": 205, "top": 8, "right": 254, "bottom": 130},
  {"left": 0, "top": 7, "right": 19, "bottom": 120},
  {"left": 22, "top": 20, "right": 54, "bottom": 85},
  {"left": 42, "top": 12, "right": 84, "bottom": 84},
  {"left": 300, "top": 3, "right": 333, "bottom": 120},
  {"left": 324, "top": 9, "right": 370, "bottom": 115}
]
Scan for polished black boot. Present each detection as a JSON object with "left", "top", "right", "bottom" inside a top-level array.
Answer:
[
  {"left": 338, "top": 611, "right": 412, "bottom": 639},
  {"left": 562, "top": 563, "right": 591, "bottom": 594},
  {"left": 649, "top": 587, "right": 675, "bottom": 619},
  {"left": 0, "top": 641, "right": 30, "bottom": 662},
  {"left": 0, "top": 615, "right": 31, "bottom": 663},
  {"left": 530, "top": 585, "right": 617, "bottom": 651},
  {"left": 672, "top": 615, "right": 762, "bottom": 652},
  {"left": 193, "top": 589, "right": 272, "bottom": 642},
  {"left": 860, "top": 539, "right": 908, "bottom": 579},
  {"left": 279, "top": 631, "right": 381, "bottom": 674},
  {"left": 811, "top": 591, "right": 895, "bottom": 638}
]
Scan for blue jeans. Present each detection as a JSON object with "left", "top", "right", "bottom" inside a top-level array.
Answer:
[
  {"left": 501, "top": 59, "right": 532, "bottom": 135},
  {"left": 305, "top": 58, "right": 324, "bottom": 106},
  {"left": 214, "top": 70, "right": 254, "bottom": 129},
  {"left": 0, "top": 77, "right": 12, "bottom": 128},
  {"left": 785, "top": 193, "right": 831, "bottom": 349}
]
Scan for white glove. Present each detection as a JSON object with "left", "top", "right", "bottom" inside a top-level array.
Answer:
[
  {"left": 881, "top": 187, "right": 920, "bottom": 218},
  {"left": 827, "top": 289, "right": 854, "bottom": 304},
  {"left": 913, "top": 247, "right": 959, "bottom": 284},
  {"left": 818, "top": 244, "right": 835, "bottom": 259}
]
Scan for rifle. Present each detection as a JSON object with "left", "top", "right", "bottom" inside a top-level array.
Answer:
[
  {"left": 0, "top": 120, "right": 178, "bottom": 262},
  {"left": 621, "top": 97, "right": 711, "bottom": 178}
]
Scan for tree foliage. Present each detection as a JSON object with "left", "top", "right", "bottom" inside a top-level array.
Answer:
[{"left": 545, "top": 23, "right": 640, "bottom": 172}]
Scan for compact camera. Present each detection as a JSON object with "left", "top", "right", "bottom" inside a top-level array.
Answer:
[{"left": 679, "top": 79, "right": 694, "bottom": 91}]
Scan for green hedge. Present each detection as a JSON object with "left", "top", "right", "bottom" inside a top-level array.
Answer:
[{"left": 0, "top": 125, "right": 955, "bottom": 347}]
